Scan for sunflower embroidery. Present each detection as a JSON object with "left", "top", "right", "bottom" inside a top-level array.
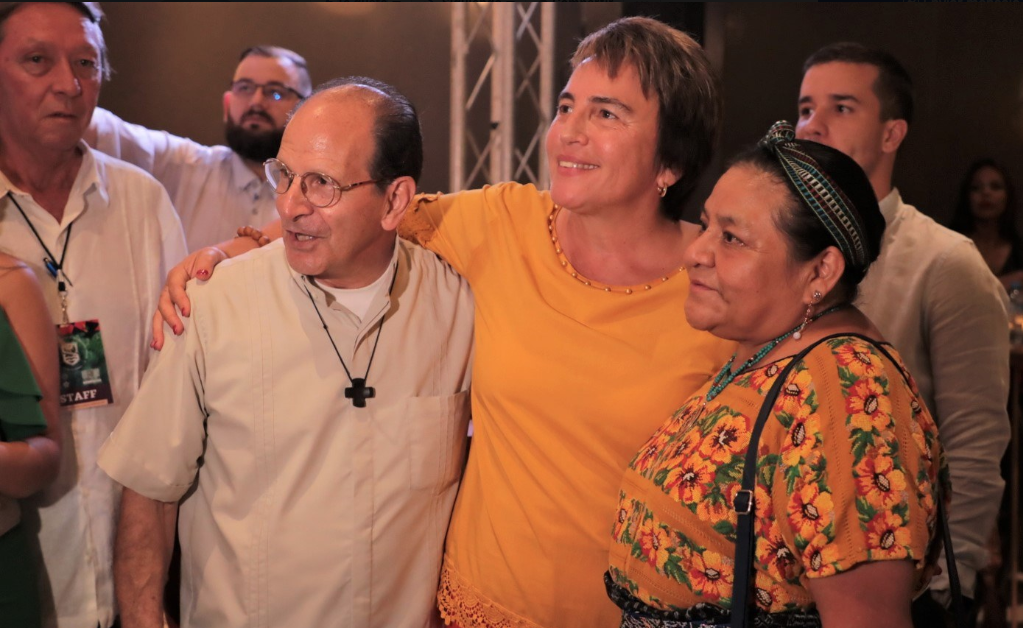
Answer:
[
  {"left": 866, "top": 511, "right": 911, "bottom": 559},
  {"left": 834, "top": 342, "right": 884, "bottom": 377},
  {"left": 787, "top": 483, "right": 835, "bottom": 541},
  {"left": 855, "top": 453, "right": 908, "bottom": 511},
  {"left": 685, "top": 549, "right": 734, "bottom": 603},
  {"left": 846, "top": 377, "right": 894, "bottom": 433}
]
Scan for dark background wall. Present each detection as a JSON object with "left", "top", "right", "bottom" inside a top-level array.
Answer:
[
  {"left": 98, "top": 2, "right": 1023, "bottom": 227},
  {"left": 98, "top": 2, "right": 453, "bottom": 193},
  {"left": 707, "top": 2, "right": 1023, "bottom": 226}
]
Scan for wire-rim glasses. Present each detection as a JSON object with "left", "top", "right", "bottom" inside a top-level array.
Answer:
[{"left": 264, "top": 158, "right": 379, "bottom": 208}]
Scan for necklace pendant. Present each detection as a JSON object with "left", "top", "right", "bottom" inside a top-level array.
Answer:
[{"left": 345, "top": 377, "right": 376, "bottom": 408}]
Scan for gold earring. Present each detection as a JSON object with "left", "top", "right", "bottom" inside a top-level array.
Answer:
[{"left": 657, "top": 185, "right": 668, "bottom": 198}]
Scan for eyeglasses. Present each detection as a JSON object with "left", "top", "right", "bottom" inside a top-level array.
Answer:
[
  {"left": 264, "top": 158, "right": 379, "bottom": 208},
  {"left": 230, "top": 79, "right": 305, "bottom": 102}
]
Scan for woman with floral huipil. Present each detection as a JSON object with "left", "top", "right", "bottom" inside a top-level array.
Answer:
[{"left": 607, "top": 123, "right": 947, "bottom": 628}]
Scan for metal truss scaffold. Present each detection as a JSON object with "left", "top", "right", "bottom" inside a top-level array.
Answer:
[{"left": 449, "top": 2, "right": 555, "bottom": 192}]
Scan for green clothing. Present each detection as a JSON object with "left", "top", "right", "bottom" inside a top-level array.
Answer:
[
  {"left": 0, "top": 307, "right": 48, "bottom": 628},
  {"left": 0, "top": 307, "right": 46, "bottom": 441}
]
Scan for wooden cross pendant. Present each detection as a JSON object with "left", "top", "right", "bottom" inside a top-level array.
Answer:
[{"left": 345, "top": 378, "right": 376, "bottom": 408}]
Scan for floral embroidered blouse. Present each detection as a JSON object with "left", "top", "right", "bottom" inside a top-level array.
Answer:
[{"left": 608, "top": 335, "right": 947, "bottom": 613}]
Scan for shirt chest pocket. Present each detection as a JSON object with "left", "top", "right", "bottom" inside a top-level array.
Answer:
[{"left": 404, "top": 390, "right": 470, "bottom": 492}]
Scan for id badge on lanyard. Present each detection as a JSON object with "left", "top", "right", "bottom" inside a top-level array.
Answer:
[
  {"left": 58, "top": 319, "right": 114, "bottom": 409},
  {"left": 6, "top": 192, "right": 114, "bottom": 409}
]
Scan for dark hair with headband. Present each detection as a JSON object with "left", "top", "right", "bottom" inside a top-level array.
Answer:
[{"left": 729, "top": 121, "right": 885, "bottom": 302}]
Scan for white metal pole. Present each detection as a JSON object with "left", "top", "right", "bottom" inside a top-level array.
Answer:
[
  {"left": 538, "top": 2, "right": 555, "bottom": 190},
  {"left": 449, "top": 3, "right": 466, "bottom": 191}
]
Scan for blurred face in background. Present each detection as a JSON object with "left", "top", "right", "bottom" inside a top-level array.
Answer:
[
  {"left": 224, "top": 54, "right": 306, "bottom": 162},
  {"left": 969, "top": 165, "right": 1008, "bottom": 223}
]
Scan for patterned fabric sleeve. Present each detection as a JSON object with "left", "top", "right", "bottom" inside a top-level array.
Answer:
[{"left": 771, "top": 337, "right": 941, "bottom": 583}]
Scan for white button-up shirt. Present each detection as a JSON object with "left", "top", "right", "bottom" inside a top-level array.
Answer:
[
  {"left": 0, "top": 144, "right": 186, "bottom": 628},
  {"left": 90, "top": 107, "right": 279, "bottom": 252},
  {"left": 99, "top": 239, "right": 475, "bottom": 628}
]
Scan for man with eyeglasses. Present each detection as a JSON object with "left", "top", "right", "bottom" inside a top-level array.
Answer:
[
  {"left": 86, "top": 45, "right": 311, "bottom": 251},
  {"left": 98, "top": 77, "right": 475, "bottom": 628}
]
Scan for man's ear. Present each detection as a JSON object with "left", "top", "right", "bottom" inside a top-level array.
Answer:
[
  {"left": 881, "top": 118, "right": 908, "bottom": 155},
  {"left": 222, "top": 92, "right": 232, "bottom": 124},
  {"left": 380, "top": 176, "right": 416, "bottom": 231}
]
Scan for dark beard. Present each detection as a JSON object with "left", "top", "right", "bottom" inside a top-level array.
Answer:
[{"left": 225, "top": 119, "right": 284, "bottom": 163}]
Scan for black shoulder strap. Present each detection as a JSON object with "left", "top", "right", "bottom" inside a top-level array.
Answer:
[{"left": 729, "top": 335, "right": 965, "bottom": 628}]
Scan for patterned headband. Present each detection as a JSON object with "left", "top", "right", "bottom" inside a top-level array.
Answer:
[{"left": 759, "top": 121, "right": 869, "bottom": 269}]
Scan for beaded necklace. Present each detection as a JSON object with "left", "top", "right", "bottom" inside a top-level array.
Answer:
[{"left": 704, "top": 304, "right": 846, "bottom": 405}]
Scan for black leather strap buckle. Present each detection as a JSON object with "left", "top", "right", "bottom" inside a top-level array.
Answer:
[{"left": 733, "top": 489, "right": 753, "bottom": 515}]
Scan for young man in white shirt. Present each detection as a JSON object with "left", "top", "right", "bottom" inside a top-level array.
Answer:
[{"left": 796, "top": 42, "right": 1010, "bottom": 626}]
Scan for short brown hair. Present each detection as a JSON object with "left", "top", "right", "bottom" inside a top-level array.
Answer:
[
  {"left": 0, "top": 2, "right": 109, "bottom": 80},
  {"left": 803, "top": 42, "right": 913, "bottom": 124},
  {"left": 572, "top": 17, "right": 721, "bottom": 220}
]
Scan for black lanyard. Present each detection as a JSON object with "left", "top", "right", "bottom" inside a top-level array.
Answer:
[
  {"left": 7, "top": 192, "right": 75, "bottom": 322},
  {"left": 7, "top": 192, "right": 74, "bottom": 287}
]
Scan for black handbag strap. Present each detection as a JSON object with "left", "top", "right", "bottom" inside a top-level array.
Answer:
[{"left": 729, "top": 333, "right": 965, "bottom": 628}]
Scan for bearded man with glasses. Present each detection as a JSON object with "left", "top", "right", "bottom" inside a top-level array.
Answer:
[
  {"left": 85, "top": 45, "right": 311, "bottom": 251},
  {"left": 99, "top": 77, "right": 475, "bottom": 628}
]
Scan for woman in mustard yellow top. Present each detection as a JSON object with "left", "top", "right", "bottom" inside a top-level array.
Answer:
[
  {"left": 154, "top": 17, "right": 733, "bottom": 628},
  {"left": 607, "top": 124, "right": 946, "bottom": 627}
]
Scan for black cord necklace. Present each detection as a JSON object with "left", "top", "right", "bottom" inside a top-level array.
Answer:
[
  {"left": 8, "top": 192, "right": 75, "bottom": 323},
  {"left": 303, "top": 261, "right": 399, "bottom": 408}
]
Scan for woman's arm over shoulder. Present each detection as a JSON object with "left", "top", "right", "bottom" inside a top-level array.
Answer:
[
  {"left": 399, "top": 182, "right": 545, "bottom": 277},
  {"left": 0, "top": 258, "right": 61, "bottom": 497}
]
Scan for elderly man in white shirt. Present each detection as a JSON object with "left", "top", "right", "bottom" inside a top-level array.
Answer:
[
  {"left": 86, "top": 45, "right": 311, "bottom": 251},
  {"left": 99, "top": 77, "right": 475, "bottom": 628},
  {"left": 0, "top": 3, "right": 186, "bottom": 627}
]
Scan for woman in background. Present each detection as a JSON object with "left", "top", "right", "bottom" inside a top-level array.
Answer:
[
  {"left": 0, "top": 252, "right": 61, "bottom": 628},
  {"left": 950, "top": 158, "right": 1021, "bottom": 289}
]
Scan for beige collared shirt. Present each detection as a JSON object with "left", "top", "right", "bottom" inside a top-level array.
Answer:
[{"left": 99, "top": 238, "right": 474, "bottom": 628}]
